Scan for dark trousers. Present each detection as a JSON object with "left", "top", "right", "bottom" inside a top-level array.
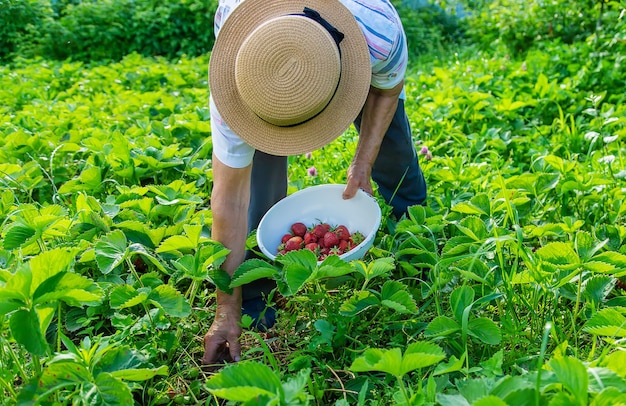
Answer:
[{"left": 242, "top": 99, "right": 426, "bottom": 301}]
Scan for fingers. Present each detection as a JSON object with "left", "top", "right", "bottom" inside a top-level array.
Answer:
[
  {"left": 342, "top": 182, "right": 359, "bottom": 200},
  {"left": 228, "top": 339, "right": 242, "bottom": 363},
  {"left": 202, "top": 330, "right": 243, "bottom": 366}
]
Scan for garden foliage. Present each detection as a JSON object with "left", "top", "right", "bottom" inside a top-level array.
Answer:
[{"left": 0, "top": 0, "right": 625, "bottom": 405}]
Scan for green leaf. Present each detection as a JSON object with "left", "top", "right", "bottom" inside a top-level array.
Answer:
[
  {"left": 433, "top": 355, "right": 465, "bottom": 376},
  {"left": 206, "top": 361, "right": 283, "bottom": 402},
  {"left": 351, "top": 347, "right": 403, "bottom": 377},
  {"left": 230, "top": 259, "right": 278, "bottom": 288},
  {"left": 424, "top": 316, "right": 460, "bottom": 338},
  {"left": 468, "top": 317, "right": 501, "bottom": 345},
  {"left": 109, "top": 365, "right": 168, "bottom": 381},
  {"left": 473, "top": 396, "right": 508, "bottom": 406},
  {"left": 10, "top": 309, "right": 48, "bottom": 355},
  {"left": 380, "top": 280, "right": 418, "bottom": 314},
  {"left": 148, "top": 284, "right": 191, "bottom": 317},
  {"left": 603, "top": 350, "right": 626, "bottom": 378},
  {"left": 535, "top": 242, "right": 580, "bottom": 270},
  {"left": 17, "top": 361, "right": 91, "bottom": 403},
  {"left": 592, "top": 387, "right": 626, "bottom": 406},
  {"left": 85, "top": 372, "right": 134, "bottom": 406},
  {"left": 109, "top": 285, "right": 148, "bottom": 309},
  {"left": 284, "top": 262, "right": 313, "bottom": 296},
  {"left": 156, "top": 235, "right": 197, "bottom": 255},
  {"left": 95, "top": 230, "right": 128, "bottom": 274},
  {"left": 582, "top": 275, "right": 614, "bottom": 305},
  {"left": 591, "top": 251, "right": 626, "bottom": 275},
  {"left": 29, "top": 247, "right": 76, "bottom": 297},
  {"left": 451, "top": 202, "right": 487, "bottom": 216},
  {"left": 450, "top": 286, "right": 475, "bottom": 323},
  {"left": 583, "top": 308, "right": 626, "bottom": 337},
  {"left": 3, "top": 225, "right": 36, "bottom": 250},
  {"left": 549, "top": 356, "right": 588, "bottom": 404},
  {"left": 355, "top": 257, "right": 395, "bottom": 282},
  {"left": 34, "top": 272, "right": 103, "bottom": 307},
  {"left": 350, "top": 341, "right": 445, "bottom": 378},
  {"left": 277, "top": 249, "right": 317, "bottom": 271},
  {"left": 208, "top": 268, "right": 233, "bottom": 295},
  {"left": 316, "top": 255, "right": 354, "bottom": 278},
  {"left": 339, "top": 290, "right": 379, "bottom": 316}
]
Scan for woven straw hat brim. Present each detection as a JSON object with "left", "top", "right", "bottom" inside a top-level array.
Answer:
[{"left": 209, "top": 0, "right": 371, "bottom": 156}]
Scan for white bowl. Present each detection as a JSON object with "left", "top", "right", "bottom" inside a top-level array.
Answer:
[{"left": 257, "top": 184, "right": 382, "bottom": 263}]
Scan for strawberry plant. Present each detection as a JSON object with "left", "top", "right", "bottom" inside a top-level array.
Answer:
[{"left": 1, "top": 3, "right": 625, "bottom": 403}]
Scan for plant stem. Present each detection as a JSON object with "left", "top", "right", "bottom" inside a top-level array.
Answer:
[
  {"left": 125, "top": 258, "right": 154, "bottom": 324},
  {"left": 397, "top": 376, "right": 410, "bottom": 405},
  {"left": 535, "top": 321, "right": 552, "bottom": 406},
  {"left": 57, "top": 302, "right": 62, "bottom": 353}
]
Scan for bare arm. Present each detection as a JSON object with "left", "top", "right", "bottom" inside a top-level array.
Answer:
[
  {"left": 202, "top": 154, "right": 251, "bottom": 365},
  {"left": 343, "top": 81, "right": 404, "bottom": 199}
]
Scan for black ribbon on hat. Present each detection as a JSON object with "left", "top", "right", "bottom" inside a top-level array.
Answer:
[{"left": 300, "top": 7, "right": 344, "bottom": 48}]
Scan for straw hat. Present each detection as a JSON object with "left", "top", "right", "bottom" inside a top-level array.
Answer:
[{"left": 209, "top": 0, "right": 371, "bottom": 156}]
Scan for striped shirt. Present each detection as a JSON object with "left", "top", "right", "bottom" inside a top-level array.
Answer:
[{"left": 213, "top": 0, "right": 408, "bottom": 91}]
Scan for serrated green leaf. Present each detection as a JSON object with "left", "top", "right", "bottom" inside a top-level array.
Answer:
[
  {"left": 284, "top": 262, "right": 313, "bottom": 296},
  {"left": 230, "top": 259, "right": 278, "bottom": 288},
  {"left": 276, "top": 249, "right": 317, "bottom": 271},
  {"left": 109, "top": 365, "right": 168, "bottom": 381},
  {"left": 208, "top": 268, "right": 232, "bottom": 295},
  {"left": 356, "top": 257, "right": 395, "bottom": 281},
  {"left": 3, "top": 225, "right": 36, "bottom": 250},
  {"left": 339, "top": 290, "right": 379, "bottom": 316},
  {"left": 586, "top": 367, "right": 626, "bottom": 394},
  {"left": 16, "top": 361, "right": 91, "bottom": 403},
  {"left": 473, "top": 396, "right": 508, "bottom": 406},
  {"left": 535, "top": 242, "right": 580, "bottom": 269},
  {"left": 583, "top": 275, "right": 614, "bottom": 305},
  {"left": 206, "top": 361, "right": 283, "bottom": 402},
  {"left": 29, "top": 247, "right": 76, "bottom": 297},
  {"left": 34, "top": 272, "right": 103, "bottom": 306},
  {"left": 316, "top": 255, "right": 354, "bottom": 278},
  {"left": 583, "top": 308, "right": 626, "bottom": 337},
  {"left": 10, "top": 309, "right": 47, "bottom": 355},
  {"left": 603, "top": 351, "right": 626, "bottom": 378},
  {"left": 583, "top": 261, "right": 617, "bottom": 274},
  {"left": 591, "top": 387, "right": 626, "bottom": 406},
  {"left": 86, "top": 372, "right": 133, "bottom": 406},
  {"left": 148, "top": 284, "right": 191, "bottom": 317},
  {"left": 424, "top": 316, "right": 460, "bottom": 338},
  {"left": 451, "top": 202, "right": 487, "bottom": 215},
  {"left": 351, "top": 341, "right": 445, "bottom": 378},
  {"left": 549, "top": 356, "right": 587, "bottom": 404},
  {"left": 109, "top": 285, "right": 142, "bottom": 309},
  {"left": 380, "top": 280, "right": 417, "bottom": 314},
  {"left": 592, "top": 251, "right": 626, "bottom": 269},
  {"left": 433, "top": 355, "right": 464, "bottom": 376},
  {"left": 156, "top": 235, "right": 196, "bottom": 255},
  {"left": 95, "top": 230, "right": 128, "bottom": 274},
  {"left": 468, "top": 317, "right": 501, "bottom": 345}
]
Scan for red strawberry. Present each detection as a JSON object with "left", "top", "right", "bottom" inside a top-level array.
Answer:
[
  {"left": 305, "top": 242, "right": 319, "bottom": 252},
  {"left": 290, "top": 222, "right": 307, "bottom": 237},
  {"left": 285, "top": 236, "right": 303, "bottom": 252},
  {"left": 281, "top": 233, "right": 293, "bottom": 244},
  {"left": 323, "top": 231, "right": 339, "bottom": 248},
  {"left": 335, "top": 225, "right": 350, "bottom": 241},
  {"left": 303, "top": 232, "right": 317, "bottom": 244},
  {"left": 338, "top": 239, "right": 349, "bottom": 253},
  {"left": 312, "top": 224, "right": 327, "bottom": 239}
]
